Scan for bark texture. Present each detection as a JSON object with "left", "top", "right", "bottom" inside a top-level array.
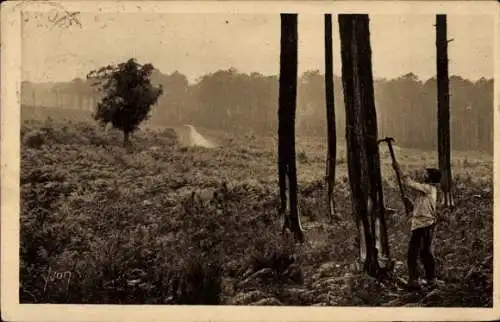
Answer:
[
  {"left": 278, "top": 14, "right": 304, "bottom": 243},
  {"left": 324, "top": 14, "right": 337, "bottom": 220},
  {"left": 338, "top": 14, "right": 392, "bottom": 277},
  {"left": 436, "top": 14, "right": 455, "bottom": 208}
]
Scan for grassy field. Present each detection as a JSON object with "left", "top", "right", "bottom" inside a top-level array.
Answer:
[{"left": 19, "top": 108, "right": 493, "bottom": 306}]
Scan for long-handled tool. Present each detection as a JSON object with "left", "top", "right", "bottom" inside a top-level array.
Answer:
[{"left": 377, "top": 137, "right": 412, "bottom": 216}]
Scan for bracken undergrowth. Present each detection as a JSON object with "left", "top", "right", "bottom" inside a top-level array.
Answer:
[{"left": 19, "top": 118, "right": 493, "bottom": 307}]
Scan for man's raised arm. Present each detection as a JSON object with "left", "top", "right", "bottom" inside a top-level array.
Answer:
[{"left": 403, "top": 176, "right": 434, "bottom": 195}]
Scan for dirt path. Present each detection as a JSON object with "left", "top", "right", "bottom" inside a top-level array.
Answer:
[{"left": 185, "top": 124, "right": 218, "bottom": 148}]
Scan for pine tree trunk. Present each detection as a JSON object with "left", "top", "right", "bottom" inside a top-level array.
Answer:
[
  {"left": 324, "top": 14, "right": 337, "bottom": 220},
  {"left": 278, "top": 13, "right": 304, "bottom": 243},
  {"left": 339, "top": 14, "right": 392, "bottom": 277},
  {"left": 436, "top": 15, "right": 454, "bottom": 208}
]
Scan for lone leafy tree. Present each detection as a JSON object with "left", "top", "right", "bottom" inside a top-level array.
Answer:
[{"left": 87, "top": 58, "right": 163, "bottom": 146}]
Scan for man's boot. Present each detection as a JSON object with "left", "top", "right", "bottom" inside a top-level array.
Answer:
[
  {"left": 406, "top": 278, "right": 421, "bottom": 290},
  {"left": 424, "top": 278, "right": 444, "bottom": 289}
]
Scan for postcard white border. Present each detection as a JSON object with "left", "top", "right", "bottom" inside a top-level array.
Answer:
[{"left": 2, "top": 1, "right": 499, "bottom": 321}]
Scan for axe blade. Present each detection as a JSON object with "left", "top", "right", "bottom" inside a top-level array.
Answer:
[{"left": 377, "top": 137, "right": 395, "bottom": 144}]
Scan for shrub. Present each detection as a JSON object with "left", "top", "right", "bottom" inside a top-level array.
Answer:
[
  {"left": 166, "top": 255, "right": 223, "bottom": 305},
  {"left": 297, "top": 151, "right": 308, "bottom": 163},
  {"left": 23, "top": 130, "right": 45, "bottom": 148}
]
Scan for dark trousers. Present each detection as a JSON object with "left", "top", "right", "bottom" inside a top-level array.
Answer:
[{"left": 408, "top": 225, "right": 436, "bottom": 282}]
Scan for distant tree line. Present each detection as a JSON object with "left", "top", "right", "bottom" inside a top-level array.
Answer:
[{"left": 21, "top": 69, "right": 493, "bottom": 153}]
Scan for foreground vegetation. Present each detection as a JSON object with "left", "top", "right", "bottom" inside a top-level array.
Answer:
[{"left": 20, "top": 116, "right": 493, "bottom": 306}]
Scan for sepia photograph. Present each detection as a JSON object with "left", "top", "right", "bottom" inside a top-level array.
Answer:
[{"left": 1, "top": 0, "right": 499, "bottom": 321}]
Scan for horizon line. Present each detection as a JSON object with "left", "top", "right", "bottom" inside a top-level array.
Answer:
[{"left": 21, "top": 69, "right": 494, "bottom": 86}]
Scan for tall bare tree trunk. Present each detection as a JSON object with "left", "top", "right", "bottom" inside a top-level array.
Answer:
[
  {"left": 436, "top": 14, "right": 454, "bottom": 208},
  {"left": 278, "top": 14, "right": 304, "bottom": 243},
  {"left": 338, "top": 14, "right": 392, "bottom": 277},
  {"left": 324, "top": 14, "right": 337, "bottom": 220}
]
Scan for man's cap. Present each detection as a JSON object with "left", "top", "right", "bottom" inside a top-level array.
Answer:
[{"left": 426, "top": 168, "right": 441, "bottom": 183}]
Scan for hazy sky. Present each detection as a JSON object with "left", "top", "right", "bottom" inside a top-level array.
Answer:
[{"left": 22, "top": 12, "right": 495, "bottom": 83}]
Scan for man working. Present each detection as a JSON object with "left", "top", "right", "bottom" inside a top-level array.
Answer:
[{"left": 394, "top": 162, "right": 443, "bottom": 290}]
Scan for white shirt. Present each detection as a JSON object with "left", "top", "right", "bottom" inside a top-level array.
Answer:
[{"left": 403, "top": 176, "right": 438, "bottom": 231}]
